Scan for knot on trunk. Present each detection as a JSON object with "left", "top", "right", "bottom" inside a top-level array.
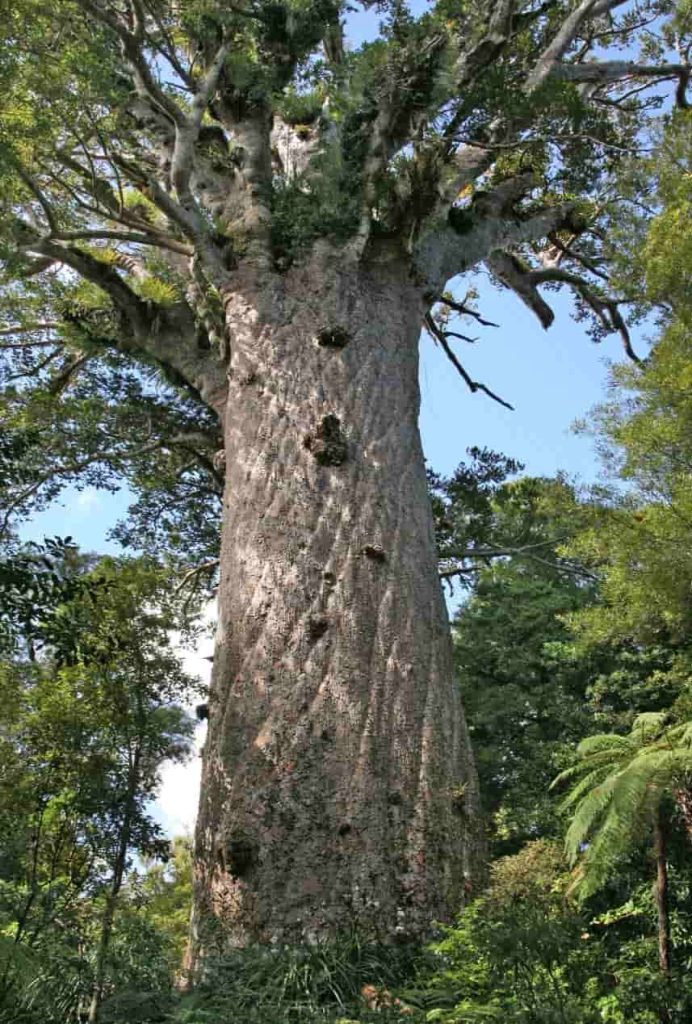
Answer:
[
  {"left": 316, "top": 326, "right": 351, "bottom": 349},
  {"left": 307, "top": 615, "right": 329, "bottom": 641},
  {"left": 362, "top": 544, "right": 386, "bottom": 563},
  {"left": 222, "top": 837, "right": 256, "bottom": 879},
  {"left": 304, "top": 414, "right": 348, "bottom": 466}
]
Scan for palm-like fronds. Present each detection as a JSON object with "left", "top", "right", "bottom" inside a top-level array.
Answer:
[{"left": 553, "top": 713, "right": 692, "bottom": 897}]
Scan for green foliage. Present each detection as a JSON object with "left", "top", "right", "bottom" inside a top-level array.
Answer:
[
  {"left": 435, "top": 457, "right": 601, "bottom": 849},
  {"left": 564, "top": 113, "right": 692, "bottom": 651},
  {"left": 554, "top": 714, "right": 692, "bottom": 899},
  {"left": 174, "top": 937, "right": 423, "bottom": 1024},
  {"left": 0, "top": 341, "right": 222, "bottom": 579},
  {"left": 0, "top": 548, "right": 200, "bottom": 1022},
  {"left": 270, "top": 147, "right": 361, "bottom": 263},
  {"left": 0, "top": 536, "right": 95, "bottom": 658},
  {"left": 411, "top": 842, "right": 604, "bottom": 1024}
]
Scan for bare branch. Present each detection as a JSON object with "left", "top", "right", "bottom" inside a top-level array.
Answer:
[
  {"left": 174, "top": 558, "right": 220, "bottom": 595},
  {"left": 439, "top": 549, "right": 597, "bottom": 581},
  {"left": 544, "top": 232, "right": 610, "bottom": 281},
  {"left": 555, "top": 59, "right": 690, "bottom": 84},
  {"left": 424, "top": 312, "right": 514, "bottom": 410},
  {"left": 554, "top": 59, "right": 690, "bottom": 104},
  {"left": 437, "top": 295, "right": 500, "bottom": 328}
]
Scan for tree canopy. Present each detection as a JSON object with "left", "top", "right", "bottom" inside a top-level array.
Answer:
[{"left": 0, "top": 0, "right": 690, "bottom": 560}]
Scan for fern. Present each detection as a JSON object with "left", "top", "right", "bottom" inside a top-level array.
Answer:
[{"left": 554, "top": 713, "right": 692, "bottom": 897}]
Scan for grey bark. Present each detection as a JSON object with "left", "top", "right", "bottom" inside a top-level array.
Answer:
[{"left": 188, "top": 244, "right": 482, "bottom": 958}]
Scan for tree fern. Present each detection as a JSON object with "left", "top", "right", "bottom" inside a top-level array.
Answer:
[
  {"left": 553, "top": 713, "right": 692, "bottom": 898},
  {"left": 553, "top": 712, "right": 692, "bottom": 977}
]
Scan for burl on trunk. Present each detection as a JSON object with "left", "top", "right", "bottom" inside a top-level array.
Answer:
[{"left": 190, "top": 245, "right": 482, "bottom": 956}]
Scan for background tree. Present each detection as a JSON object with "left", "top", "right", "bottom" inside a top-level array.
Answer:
[
  {"left": 1, "top": 0, "right": 690, "bottom": 952},
  {"left": 0, "top": 550, "right": 197, "bottom": 1022},
  {"left": 564, "top": 111, "right": 692, "bottom": 656}
]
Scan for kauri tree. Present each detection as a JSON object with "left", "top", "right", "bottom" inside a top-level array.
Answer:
[{"left": 0, "top": 0, "right": 690, "bottom": 958}]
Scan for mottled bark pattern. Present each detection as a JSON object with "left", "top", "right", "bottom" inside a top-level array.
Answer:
[{"left": 191, "top": 245, "right": 481, "bottom": 953}]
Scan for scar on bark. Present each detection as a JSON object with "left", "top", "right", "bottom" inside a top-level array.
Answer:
[
  {"left": 450, "top": 783, "right": 468, "bottom": 817},
  {"left": 220, "top": 838, "right": 256, "bottom": 879},
  {"left": 362, "top": 544, "right": 386, "bottom": 563},
  {"left": 303, "top": 414, "right": 348, "bottom": 466},
  {"left": 307, "top": 615, "right": 329, "bottom": 641},
  {"left": 316, "top": 326, "right": 351, "bottom": 349}
]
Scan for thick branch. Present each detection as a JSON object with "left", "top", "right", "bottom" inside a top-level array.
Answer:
[
  {"left": 170, "top": 38, "right": 230, "bottom": 228},
  {"left": 486, "top": 251, "right": 556, "bottom": 328},
  {"left": 487, "top": 253, "right": 641, "bottom": 361},
  {"left": 24, "top": 237, "right": 150, "bottom": 333},
  {"left": 74, "top": 0, "right": 229, "bottom": 281},
  {"left": 525, "top": 0, "right": 629, "bottom": 92},
  {"left": 554, "top": 60, "right": 690, "bottom": 87},
  {"left": 413, "top": 175, "right": 575, "bottom": 294}
]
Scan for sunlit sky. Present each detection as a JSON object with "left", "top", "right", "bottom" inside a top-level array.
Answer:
[{"left": 17, "top": 1, "right": 649, "bottom": 836}]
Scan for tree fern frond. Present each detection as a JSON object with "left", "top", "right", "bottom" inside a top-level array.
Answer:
[
  {"left": 665, "top": 721, "right": 692, "bottom": 747},
  {"left": 563, "top": 775, "right": 619, "bottom": 862},
  {"left": 575, "top": 733, "right": 633, "bottom": 756},
  {"left": 556, "top": 767, "right": 612, "bottom": 809},
  {"left": 630, "top": 712, "right": 668, "bottom": 739}
]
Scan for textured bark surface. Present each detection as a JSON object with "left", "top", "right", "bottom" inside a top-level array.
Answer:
[{"left": 190, "top": 245, "right": 482, "bottom": 956}]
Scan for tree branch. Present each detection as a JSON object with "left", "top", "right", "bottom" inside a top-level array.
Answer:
[
  {"left": 554, "top": 60, "right": 690, "bottom": 87},
  {"left": 414, "top": 175, "right": 576, "bottom": 294},
  {"left": 51, "top": 229, "right": 193, "bottom": 255},
  {"left": 424, "top": 312, "right": 514, "bottom": 410},
  {"left": 525, "top": 0, "right": 629, "bottom": 93},
  {"left": 487, "top": 253, "right": 641, "bottom": 361},
  {"left": 23, "top": 237, "right": 150, "bottom": 333},
  {"left": 486, "top": 251, "right": 556, "bottom": 328},
  {"left": 0, "top": 323, "right": 60, "bottom": 337},
  {"left": 553, "top": 59, "right": 690, "bottom": 105}
]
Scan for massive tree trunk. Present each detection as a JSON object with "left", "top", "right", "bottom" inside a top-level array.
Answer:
[{"left": 189, "top": 244, "right": 482, "bottom": 958}]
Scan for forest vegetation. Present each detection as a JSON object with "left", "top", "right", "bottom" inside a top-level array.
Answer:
[{"left": 1, "top": 0, "right": 692, "bottom": 1021}]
